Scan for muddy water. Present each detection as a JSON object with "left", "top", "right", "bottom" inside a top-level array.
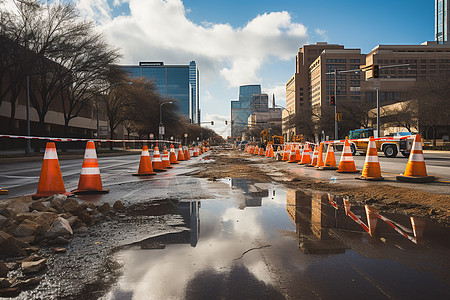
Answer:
[{"left": 103, "top": 179, "right": 450, "bottom": 300}]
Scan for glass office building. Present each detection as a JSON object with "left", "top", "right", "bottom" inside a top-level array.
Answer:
[
  {"left": 121, "top": 61, "right": 200, "bottom": 123},
  {"left": 231, "top": 85, "right": 261, "bottom": 138},
  {"left": 436, "top": 0, "right": 449, "bottom": 43}
]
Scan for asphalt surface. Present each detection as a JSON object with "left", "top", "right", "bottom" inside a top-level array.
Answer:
[{"left": 1, "top": 150, "right": 449, "bottom": 199}]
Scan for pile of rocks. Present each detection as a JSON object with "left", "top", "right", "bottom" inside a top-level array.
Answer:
[{"left": 0, "top": 194, "right": 126, "bottom": 297}]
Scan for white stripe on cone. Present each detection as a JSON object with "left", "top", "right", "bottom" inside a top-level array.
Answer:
[
  {"left": 43, "top": 148, "right": 58, "bottom": 160},
  {"left": 340, "top": 155, "right": 354, "bottom": 162},
  {"left": 81, "top": 167, "right": 100, "bottom": 175},
  {"left": 409, "top": 153, "right": 425, "bottom": 162},
  {"left": 142, "top": 150, "right": 149, "bottom": 156},
  {"left": 84, "top": 148, "right": 97, "bottom": 159},
  {"left": 365, "top": 156, "right": 380, "bottom": 163}
]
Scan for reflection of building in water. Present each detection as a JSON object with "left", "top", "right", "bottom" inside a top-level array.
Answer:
[
  {"left": 230, "top": 178, "right": 266, "bottom": 209},
  {"left": 139, "top": 200, "right": 200, "bottom": 249},
  {"left": 286, "top": 189, "right": 348, "bottom": 255}
]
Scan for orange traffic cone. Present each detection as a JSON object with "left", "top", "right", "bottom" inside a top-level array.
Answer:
[
  {"left": 295, "top": 144, "right": 302, "bottom": 161},
  {"left": 305, "top": 144, "right": 318, "bottom": 167},
  {"left": 184, "top": 146, "right": 190, "bottom": 160},
  {"left": 314, "top": 142, "right": 325, "bottom": 168},
  {"left": 396, "top": 135, "right": 435, "bottom": 183},
  {"left": 177, "top": 145, "right": 185, "bottom": 161},
  {"left": 73, "top": 141, "right": 109, "bottom": 194},
  {"left": 365, "top": 205, "right": 379, "bottom": 237},
  {"left": 359, "top": 137, "right": 383, "bottom": 181},
  {"left": 169, "top": 144, "right": 179, "bottom": 164},
  {"left": 282, "top": 144, "right": 290, "bottom": 161},
  {"left": 268, "top": 145, "right": 274, "bottom": 158},
  {"left": 254, "top": 146, "right": 259, "bottom": 156},
  {"left": 244, "top": 145, "right": 248, "bottom": 152},
  {"left": 162, "top": 147, "right": 173, "bottom": 169},
  {"left": 265, "top": 145, "right": 269, "bottom": 157},
  {"left": 152, "top": 146, "right": 167, "bottom": 172},
  {"left": 299, "top": 143, "right": 312, "bottom": 165},
  {"left": 337, "top": 139, "right": 359, "bottom": 173},
  {"left": 193, "top": 147, "right": 199, "bottom": 157},
  {"left": 319, "top": 143, "right": 338, "bottom": 170},
  {"left": 133, "top": 146, "right": 156, "bottom": 176},
  {"left": 287, "top": 144, "right": 298, "bottom": 163},
  {"left": 32, "top": 142, "right": 72, "bottom": 199}
]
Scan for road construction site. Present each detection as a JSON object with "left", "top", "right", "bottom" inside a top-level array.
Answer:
[{"left": 0, "top": 141, "right": 449, "bottom": 299}]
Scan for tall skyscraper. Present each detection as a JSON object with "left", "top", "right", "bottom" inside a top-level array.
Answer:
[
  {"left": 230, "top": 85, "right": 261, "bottom": 138},
  {"left": 189, "top": 61, "right": 200, "bottom": 123},
  {"left": 120, "top": 61, "right": 200, "bottom": 123},
  {"left": 436, "top": 0, "right": 449, "bottom": 43}
]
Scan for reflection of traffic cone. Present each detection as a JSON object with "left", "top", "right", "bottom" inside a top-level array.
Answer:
[
  {"left": 410, "top": 216, "right": 426, "bottom": 243},
  {"left": 314, "top": 143, "right": 325, "bottom": 168},
  {"left": 365, "top": 205, "right": 379, "bottom": 237},
  {"left": 319, "top": 143, "right": 338, "bottom": 170},
  {"left": 343, "top": 197, "right": 351, "bottom": 216},
  {"left": 306, "top": 144, "right": 318, "bottom": 167},
  {"left": 396, "top": 135, "right": 435, "bottom": 183},
  {"left": 133, "top": 146, "right": 156, "bottom": 176},
  {"left": 299, "top": 143, "right": 312, "bottom": 165},
  {"left": 162, "top": 147, "right": 173, "bottom": 169},
  {"left": 287, "top": 144, "right": 298, "bottom": 163},
  {"left": 0, "top": 188, "right": 7, "bottom": 195},
  {"left": 152, "top": 147, "right": 167, "bottom": 172},
  {"left": 337, "top": 139, "right": 359, "bottom": 173},
  {"left": 177, "top": 145, "right": 185, "bottom": 161},
  {"left": 73, "top": 141, "right": 109, "bottom": 194},
  {"left": 32, "top": 142, "right": 71, "bottom": 199},
  {"left": 169, "top": 144, "right": 179, "bottom": 164},
  {"left": 359, "top": 137, "right": 383, "bottom": 181}
]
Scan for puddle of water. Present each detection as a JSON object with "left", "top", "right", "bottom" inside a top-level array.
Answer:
[{"left": 104, "top": 179, "right": 450, "bottom": 300}]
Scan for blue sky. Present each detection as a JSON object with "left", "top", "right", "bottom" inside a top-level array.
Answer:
[{"left": 73, "top": 0, "right": 434, "bottom": 137}]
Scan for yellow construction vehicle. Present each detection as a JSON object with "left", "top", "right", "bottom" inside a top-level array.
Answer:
[{"left": 261, "top": 129, "right": 284, "bottom": 147}]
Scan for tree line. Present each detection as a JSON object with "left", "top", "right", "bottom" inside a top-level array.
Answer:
[{"left": 0, "top": 0, "right": 220, "bottom": 148}]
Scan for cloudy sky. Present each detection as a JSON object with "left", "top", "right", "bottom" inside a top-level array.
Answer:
[{"left": 44, "top": 1, "right": 438, "bottom": 137}]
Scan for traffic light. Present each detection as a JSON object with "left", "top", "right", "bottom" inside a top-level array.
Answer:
[
  {"left": 330, "top": 95, "right": 335, "bottom": 106},
  {"left": 225, "top": 120, "right": 227, "bottom": 125},
  {"left": 211, "top": 121, "right": 214, "bottom": 125},
  {"left": 372, "top": 64, "right": 379, "bottom": 78}
]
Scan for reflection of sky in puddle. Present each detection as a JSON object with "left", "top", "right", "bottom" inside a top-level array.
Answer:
[{"left": 105, "top": 179, "right": 450, "bottom": 300}]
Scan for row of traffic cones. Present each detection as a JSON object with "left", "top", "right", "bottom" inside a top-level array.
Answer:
[
  {"left": 243, "top": 134, "right": 434, "bottom": 182},
  {"left": 31, "top": 142, "right": 206, "bottom": 199}
]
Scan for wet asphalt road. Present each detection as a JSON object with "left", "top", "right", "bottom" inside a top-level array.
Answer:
[{"left": 1, "top": 149, "right": 450, "bottom": 299}]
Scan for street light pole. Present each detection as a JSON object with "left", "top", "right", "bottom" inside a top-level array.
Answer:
[
  {"left": 275, "top": 105, "right": 290, "bottom": 142},
  {"left": 159, "top": 101, "right": 173, "bottom": 147},
  {"left": 334, "top": 69, "right": 338, "bottom": 140},
  {"left": 25, "top": 75, "right": 32, "bottom": 154}
]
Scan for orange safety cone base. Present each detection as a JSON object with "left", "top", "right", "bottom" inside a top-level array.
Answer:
[
  {"left": 318, "top": 166, "right": 338, "bottom": 170},
  {"left": 396, "top": 174, "right": 435, "bottom": 183},
  {"left": 0, "top": 189, "right": 8, "bottom": 195},
  {"left": 356, "top": 175, "right": 384, "bottom": 181},
  {"left": 72, "top": 188, "right": 109, "bottom": 195},
  {"left": 132, "top": 172, "right": 156, "bottom": 176},
  {"left": 304, "top": 164, "right": 316, "bottom": 167},
  {"left": 337, "top": 169, "right": 360, "bottom": 173},
  {"left": 153, "top": 167, "right": 167, "bottom": 172}
]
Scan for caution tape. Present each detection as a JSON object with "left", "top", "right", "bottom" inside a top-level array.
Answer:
[
  {"left": 376, "top": 213, "right": 417, "bottom": 244},
  {"left": 0, "top": 134, "right": 181, "bottom": 144},
  {"left": 347, "top": 211, "right": 371, "bottom": 233}
]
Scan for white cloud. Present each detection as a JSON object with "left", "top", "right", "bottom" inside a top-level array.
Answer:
[
  {"left": 75, "top": 0, "right": 309, "bottom": 88},
  {"left": 262, "top": 85, "right": 286, "bottom": 107},
  {"left": 315, "top": 28, "right": 328, "bottom": 41},
  {"left": 204, "top": 113, "right": 229, "bottom": 138}
]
